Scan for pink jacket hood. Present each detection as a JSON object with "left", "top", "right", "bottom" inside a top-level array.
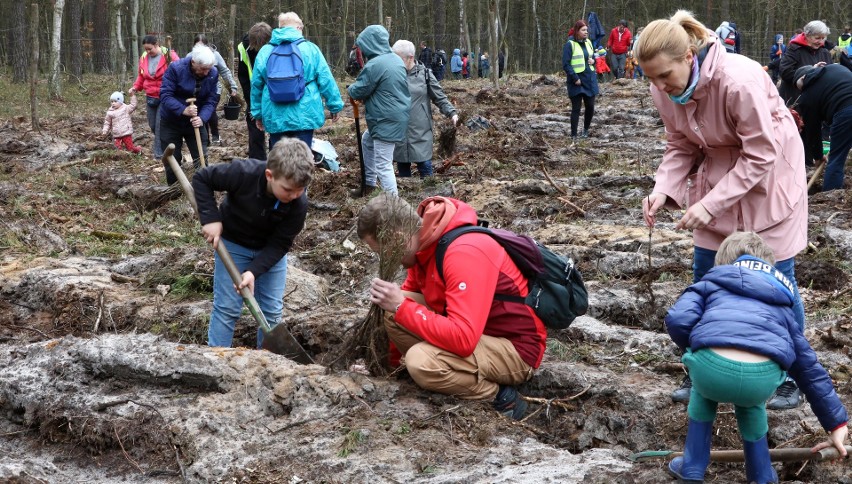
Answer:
[{"left": 649, "top": 32, "right": 807, "bottom": 260}]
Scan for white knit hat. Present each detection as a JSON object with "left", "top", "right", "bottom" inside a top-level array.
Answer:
[{"left": 110, "top": 91, "right": 124, "bottom": 103}]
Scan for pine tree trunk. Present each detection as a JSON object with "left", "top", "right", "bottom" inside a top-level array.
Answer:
[
  {"left": 93, "top": 0, "right": 110, "bottom": 73},
  {"left": 49, "top": 0, "right": 67, "bottom": 99},
  {"left": 29, "top": 3, "right": 39, "bottom": 130},
  {"left": 433, "top": 0, "right": 445, "bottom": 50},
  {"left": 113, "top": 0, "right": 127, "bottom": 87},
  {"left": 150, "top": 0, "right": 164, "bottom": 39},
  {"left": 68, "top": 0, "right": 82, "bottom": 79},
  {"left": 489, "top": 0, "right": 497, "bottom": 87},
  {"left": 10, "top": 2, "right": 28, "bottom": 83}
]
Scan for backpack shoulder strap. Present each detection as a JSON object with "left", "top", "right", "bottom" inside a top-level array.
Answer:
[{"left": 434, "top": 225, "right": 492, "bottom": 281}]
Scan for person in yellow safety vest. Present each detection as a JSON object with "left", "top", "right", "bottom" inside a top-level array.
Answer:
[
  {"left": 561, "top": 19, "right": 599, "bottom": 142},
  {"left": 237, "top": 22, "right": 272, "bottom": 160},
  {"left": 838, "top": 26, "right": 851, "bottom": 50}
]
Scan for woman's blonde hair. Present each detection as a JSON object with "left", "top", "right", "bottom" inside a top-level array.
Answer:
[
  {"left": 635, "top": 10, "right": 712, "bottom": 63},
  {"left": 715, "top": 232, "right": 776, "bottom": 266}
]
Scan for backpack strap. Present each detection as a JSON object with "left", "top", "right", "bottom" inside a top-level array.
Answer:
[{"left": 434, "top": 222, "right": 526, "bottom": 305}]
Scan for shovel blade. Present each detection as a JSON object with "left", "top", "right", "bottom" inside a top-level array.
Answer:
[{"left": 261, "top": 324, "right": 315, "bottom": 364}]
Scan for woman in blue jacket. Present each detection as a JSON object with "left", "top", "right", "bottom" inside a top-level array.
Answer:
[{"left": 664, "top": 231, "right": 848, "bottom": 484}]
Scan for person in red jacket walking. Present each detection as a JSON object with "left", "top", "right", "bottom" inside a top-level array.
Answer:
[
  {"left": 607, "top": 19, "right": 632, "bottom": 79},
  {"left": 129, "top": 35, "right": 180, "bottom": 159},
  {"left": 357, "top": 195, "right": 547, "bottom": 420}
]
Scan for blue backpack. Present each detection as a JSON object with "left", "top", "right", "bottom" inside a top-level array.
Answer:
[{"left": 266, "top": 39, "right": 307, "bottom": 103}]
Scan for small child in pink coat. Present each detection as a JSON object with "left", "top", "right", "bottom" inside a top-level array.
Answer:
[{"left": 102, "top": 91, "right": 141, "bottom": 154}]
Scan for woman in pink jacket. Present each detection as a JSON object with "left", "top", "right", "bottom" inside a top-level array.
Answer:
[
  {"left": 129, "top": 35, "right": 180, "bottom": 159},
  {"left": 636, "top": 10, "right": 809, "bottom": 413}
]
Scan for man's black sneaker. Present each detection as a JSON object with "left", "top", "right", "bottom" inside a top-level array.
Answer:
[
  {"left": 671, "top": 374, "right": 692, "bottom": 403},
  {"left": 766, "top": 379, "right": 804, "bottom": 410},
  {"left": 493, "top": 385, "right": 527, "bottom": 420}
]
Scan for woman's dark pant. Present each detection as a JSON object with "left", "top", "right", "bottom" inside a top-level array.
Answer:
[
  {"left": 824, "top": 105, "right": 852, "bottom": 191},
  {"left": 145, "top": 96, "right": 163, "bottom": 158},
  {"left": 159, "top": 119, "right": 208, "bottom": 185},
  {"left": 570, "top": 94, "right": 595, "bottom": 137},
  {"left": 397, "top": 160, "right": 434, "bottom": 178},
  {"left": 246, "top": 113, "right": 267, "bottom": 160}
]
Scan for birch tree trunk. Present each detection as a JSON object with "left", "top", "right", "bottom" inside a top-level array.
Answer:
[
  {"left": 129, "top": 0, "right": 139, "bottom": 60},
  {"left": 30, "top": 3, "right": 40, "bottom": 130},
  {"left": 458, "top": 0, "right": 465, "bottom": 50},
  {"left": 489, "top": 0, "right": 498, "bottom": 87},
  {"left": 11, "top": 2, "right": 28, "bottom": 83},
  {"left": 48, "top": 0, "right": 67, "bottom": 99},
  {"left": 532, "top": 0, "right": 542, "bottom": 73},
  {"left": 113, "top": 0, "right": 127, "bottom": 88}
]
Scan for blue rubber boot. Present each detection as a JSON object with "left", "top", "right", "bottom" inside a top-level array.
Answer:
[
  {"left": 668, "top": 419, "right": 713, "bottom": 483},
  {"left": 743, "top": 435, "right": 778, "bottom": 484}
]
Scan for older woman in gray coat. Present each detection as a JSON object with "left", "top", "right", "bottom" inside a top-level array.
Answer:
[{"left": 392, "top": 40, "right": 459, "bottom": 178}]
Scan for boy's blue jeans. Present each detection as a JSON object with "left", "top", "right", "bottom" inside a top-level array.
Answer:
[
  {"left": 693, "top": 246, "right": 805, "bottom": 330},
  {"left": 209, "top": 239, "right": 288, "bottom": 348},
  {"left": 269, "top": 129, "right": 313, "bottom": 151}
]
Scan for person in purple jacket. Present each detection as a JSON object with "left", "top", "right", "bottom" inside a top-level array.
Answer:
[
  {"left": 664, "top": 231, "right": 849, "bottom": 484},
  {"left": 159, "top": 45, "right": 219, "bottom": 185},
  {"left": 192, "top": 138, "right": 312, "bottom": 348}
]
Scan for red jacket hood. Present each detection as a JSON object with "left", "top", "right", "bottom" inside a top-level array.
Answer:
[
  {"left": 790, "top": 33, "right": 812, "bottom": 48},
  {"left": 415, "top": 198, "right": 478, "bottom": 264}
]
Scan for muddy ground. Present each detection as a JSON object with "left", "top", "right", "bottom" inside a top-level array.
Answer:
[{"left": 0, "top": 75, "right": 850, "bottom": 483}]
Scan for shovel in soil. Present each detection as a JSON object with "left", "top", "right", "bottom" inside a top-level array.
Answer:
[
  {"left": 629, "top": 444, "right": 852, "bottom": 463},
  {"left": 162, "top": 144, "right": 314, "bottom": 364},
  {"left": 350, "top": 96, "right": 367, "bottom": 196}
]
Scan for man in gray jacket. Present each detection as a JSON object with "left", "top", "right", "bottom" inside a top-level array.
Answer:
[
  {"left": 391, "top": 40, "right": 458, "bottom": 178},
  {"left": 347, "top": 25, "right": 411, "bottom": 196}
]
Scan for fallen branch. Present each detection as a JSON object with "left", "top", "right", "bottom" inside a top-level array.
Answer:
[{"left": 540, "top": 163, "right": 587, "bottom": 216}]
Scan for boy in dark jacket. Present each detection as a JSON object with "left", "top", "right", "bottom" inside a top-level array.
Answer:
[
  {"left": 192, "top": 138, "right": 313, "bottom": 348},
  {"left": 665, "top": 231, "right": 848, "bottom": 484}
]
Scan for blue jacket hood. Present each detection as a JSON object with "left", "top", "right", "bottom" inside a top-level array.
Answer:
[
  {"left": 270, "top": 26, "right": 302, "bottom": 45},
  {"left": 711, "top": 255, "right": 796, "bottom": 307},
  {"left": 775, "top": 34, "right": 784, "bottom": 43},
  {"left": 356, "top": 25, "right": 392, "bottom": 59},
  {"left": 452, "top": 49, "right": 460, "bottom": 56}
]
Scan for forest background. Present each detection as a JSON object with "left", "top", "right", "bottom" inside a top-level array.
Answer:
[{"left": 1, "top": 0, "right": 849, "bottom": 101}]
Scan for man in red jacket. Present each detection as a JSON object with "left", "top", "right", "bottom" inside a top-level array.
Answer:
[
  {"left": 357, "top": 195, "right": 547, "bottom": 420},
  {"left": 607, "top": 19, "right": 632, "bottom": 79}
]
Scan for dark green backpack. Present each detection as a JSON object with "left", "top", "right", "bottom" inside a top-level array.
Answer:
[{"left": 435, "top": 222, "right": 588, "bottom": 330}]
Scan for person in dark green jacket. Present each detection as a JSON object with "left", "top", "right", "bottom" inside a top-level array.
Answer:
[{"left": 347, "top": 25, "right": 411, "bottom": 196}]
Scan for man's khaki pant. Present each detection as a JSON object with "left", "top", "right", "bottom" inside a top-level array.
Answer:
[{"left": 386, "top": 317, "right": 533, "bottom": 401}]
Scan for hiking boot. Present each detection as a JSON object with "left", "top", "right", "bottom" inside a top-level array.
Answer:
[
  {"left": 668, "top": 418, "right": 713, "bottom": 483},
  {"left": 743, "top": 434, "right": 778, "bottom": 484},
  {"left": 493, "top": 385, "right": 527, "bottom": 420},
  {"left": 766, "top": 379, "right": 804, "bottom": 410},
  {"left": 349, "top": 185, "right": 376, "bottom": 198},
  {"left": 581, "top": 129, "right": 590, "bottom": 139},
  {"left": 671, "top": 374, "right": 692, "bottom": 403},
  {"left": 211, "top": 134, "right": 221, "bottom": 144}
]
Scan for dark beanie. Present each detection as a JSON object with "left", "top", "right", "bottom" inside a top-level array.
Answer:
[{"left": 794, "top": 65, "right": 815, "bottom": 83}]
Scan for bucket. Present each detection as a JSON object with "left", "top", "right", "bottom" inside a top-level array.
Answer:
[{"left": 223, "top": 97, "right": 241, "bottom": 121}]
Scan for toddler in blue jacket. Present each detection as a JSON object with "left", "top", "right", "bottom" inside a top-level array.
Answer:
[{"left": 665, "top": 231, "right": 848, "bottom": 483}]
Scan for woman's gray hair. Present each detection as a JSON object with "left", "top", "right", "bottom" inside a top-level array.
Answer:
[
  {"left": 392, "top": 40, "right": 416, "bottom": 59},
  {"left": 190, "top": 45, "right": 216, "bottom": 67},
  {"left": 803, "top": 20, "right": 830, "bottom": 36}
]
